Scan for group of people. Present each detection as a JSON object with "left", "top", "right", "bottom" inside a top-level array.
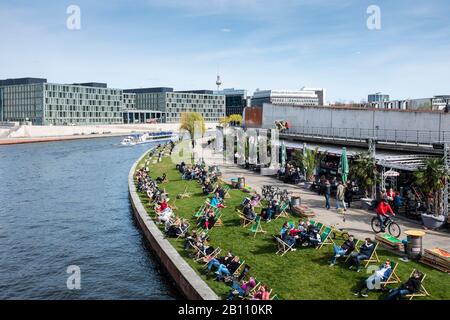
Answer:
[
  {"left": 322, "top": 179, "right": 355, "bottom": 211},
  {"left": 279, "top": 220, "right": 322, "bottom": 250},
  {"left": 277, "top": 163, "right": 302, "bottom": 184}
]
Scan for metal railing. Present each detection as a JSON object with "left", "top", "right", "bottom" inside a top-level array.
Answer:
[{"left": 283, "top": 126, "right": 450, "bottom": 146}]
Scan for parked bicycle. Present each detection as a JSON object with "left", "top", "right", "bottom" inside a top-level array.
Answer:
[{"left": 371, "top": 216, "right": 401, "bottom": 238}]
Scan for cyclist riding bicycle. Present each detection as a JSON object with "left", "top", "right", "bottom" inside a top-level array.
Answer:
[{"left": 376, "top": 198, "right": 395, "bottom": 232}]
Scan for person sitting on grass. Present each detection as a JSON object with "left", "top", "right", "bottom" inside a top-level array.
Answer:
[
  {"left": 205, "top": 250, "right": 234, "bottom": 273},
  {"left": 348, "top": 238, "right": 375, "bottom": 272},
  {"left": 385, "top": 270, "right": 422, "bottom": 300},
  {"left": 227, "top": 277, "right": 257, "bottom": 300},
  {"left": 215, "top": 256, "right": 241, "bottom": 281},
  {"left": 354, "top": 259, "right": 392, "bottom": 298},
  {"left": 210, "top": 192, "right": 225, "bottom": 209},
  {"left": 329, "top": 235, "right": 356, "bottom": 266},
  {"left": 243, "top": 203, "right": 256, "bottom": 221},
  {"left": 251, "top": 285, "right": 270, "bottom": 300}
]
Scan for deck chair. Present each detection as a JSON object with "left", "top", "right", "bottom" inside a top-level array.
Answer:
[
  {"left": 193, "top": 204, "right": 206, "bottom": 218},
  {"left": 316, "top": 226, "right": 334, "bottom": 249},
  {"left": 275, "top": 236, "right": 295, "bottom": 256},
  {"left": 232, "top": 259, "right": 247, "bottom": 277},
  {"left": 315, "top": 222, "right": 324, "bottom": 233},
  {"left": 271, "top": 294, "right": 280, "bottom": 300},
  {"left": 309, "top": 220, "right": 316, "bottom": 226},
  {"left": 249, "top": 216, "right": 266, "bottom": 238},
  {"left": 193, "top": 245, "right": 220, "bottom": 263},
  {"left": 404, "top": 269, "right": 430, "bottom": 300},
  {"left": 213, "top": 210, "right": 224, "bottom": 227},
  {"left": 177, "top": 186, "right": 192, "bottom": 199},
  {"left": 363, "top": 242, "right": 380, "bottom": 268},
  {"left": 236, "top": 209, "right": 254, "bottom": 227},
  {"left": 176, "top": 222, "right": 190, "bottom": 239},
  {"left": 275, "top": 202, "right": 290, "bottom": 220},
  {"left": 223, "top": 185, "right": 231, "bottom": 198},
  {"left": 380, "top": 261, "right": 402, "bottom": 288},
  {"left": 345, "top": 239, "right": 362, "bottom": 262}
]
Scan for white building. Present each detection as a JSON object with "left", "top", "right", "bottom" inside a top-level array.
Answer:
[{"left": 251, "top": 87, "right": 326, "bottom": 107}]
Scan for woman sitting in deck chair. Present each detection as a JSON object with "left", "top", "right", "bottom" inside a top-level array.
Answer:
[
  {"left": 215, "top": 256, "right": 241, "bottom": 281},
  {"left": 210, "top": 192, "right": 225, "bottom": 209},
  {"left": 329, "top": 235, "right": 355, "bottom": 266},
  {"left": 227, "top": 277, "right": 257, "bottom": 300},
  {"left": 263, "top": 199, "right": 279, "bottom": 222},
  {"left": 348, "top": 238, "right": 375, "bottom": 272},
  {"left": 243, "top": 203, "right": 256, "bottom": 221},
  {"left": 183, "top": 230, "right": 197, "bottom": 250},
  {"left": 197, "top": 207, "right": 215, "bottom": 229},
  {"left": 385, "top": 270, "right": 422, "bottom": 300},
  {"left": 205, "top": 250, "right": 234, "bottom": 273},
  {"left": 251, "top": 285, "right": 271, "bottom": 300},
  {"left": 354, "top": 259, "right": 392, "bottom": 297}
]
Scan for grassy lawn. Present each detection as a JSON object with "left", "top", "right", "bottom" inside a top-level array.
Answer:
[{"left": 134, "top": 150, "right": 450, "bottom": 300}]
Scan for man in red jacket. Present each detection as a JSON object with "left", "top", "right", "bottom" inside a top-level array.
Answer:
[{"left": 376, "top": 198, "right": 395, "bottom": 232}]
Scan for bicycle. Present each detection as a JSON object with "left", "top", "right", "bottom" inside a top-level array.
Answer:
[{"left": 371, "top": 216, "right": 401, "bottom": 238}]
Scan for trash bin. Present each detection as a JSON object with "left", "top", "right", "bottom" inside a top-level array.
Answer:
[
  {"left": 238, "top": 177, "right": 245, "bottom": 189},
  {"left": 404, "top": 230, "right": 426, "bottom": 260},
  {"left": 291, "top": 195, "right": 301, "bottom": 207}
]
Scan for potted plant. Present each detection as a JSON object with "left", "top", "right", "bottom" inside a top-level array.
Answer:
[
  {"left": 413, "top": 158, "right": 448, "bottom": 229},
  {"left": 349, "top": 152, "right": 380, "bottom": 206},
  {"left": 293, "top": 147, "right": 324, "bottom": 188}
]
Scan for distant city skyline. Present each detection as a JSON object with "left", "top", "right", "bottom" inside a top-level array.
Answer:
[{"left": 0, "top": 0, "right": 449, "bottom": 103}]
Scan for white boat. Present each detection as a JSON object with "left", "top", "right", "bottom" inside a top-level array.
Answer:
[{"left": 120, "top": 131, "right": 178, "bottom": 146}]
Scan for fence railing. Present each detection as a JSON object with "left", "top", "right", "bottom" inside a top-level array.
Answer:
[{"left": 283, "top": 126, "right": 450, "bottom": 146}]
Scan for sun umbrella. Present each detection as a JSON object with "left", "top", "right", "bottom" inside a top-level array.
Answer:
[{"left": 340, "top": 147, "right": 349, "bottom": 183}]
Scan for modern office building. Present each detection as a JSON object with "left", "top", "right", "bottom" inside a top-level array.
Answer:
[
  {"left": 368, "top": 92, "right": 390, "bottom": 103},
  {"left": 251, "top": 87, "right": 326, "bottom": 107},
  {"left": 367, "top": 95, "right": 450, "bottom": 111},
  {"left": 124, "top": 87, "right": 225, "bottom": 123},
  {"left": 215, "top": 88, "right": 248, "bottom": 116},
  {"left": 0, "top": 78, "right": 123, "bottom": 125}
]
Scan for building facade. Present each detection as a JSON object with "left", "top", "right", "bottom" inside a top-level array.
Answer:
[
  {"left": 125, "top": 87, "right": 225, "bottom": 123},
  {"left": 251, "top": 87, "right": 326, "bottom": 107},
  {"left": 0, "top": 78, "right": 123, "bottom": 125},
  {"left": 368, "top": 92, "right": 390, "bottom": 103},
  {"left": 215, "top": 88, "right": 247, "bottom": 116},
  {"left": 367, "top": 95, "right": 450, "bottom": 111}
]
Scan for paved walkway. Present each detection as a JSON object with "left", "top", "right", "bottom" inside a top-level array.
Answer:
[{"left": 219, "top": 163, "right": 450, "bottom": 252}]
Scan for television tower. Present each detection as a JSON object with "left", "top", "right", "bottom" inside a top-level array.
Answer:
[{"left": 216, "top": 74, "right": 222, "bottom": 92}]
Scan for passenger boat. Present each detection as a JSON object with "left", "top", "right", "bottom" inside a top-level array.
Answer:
[{"left": 120, "top": 131, "right": 178, "bottom": 146}]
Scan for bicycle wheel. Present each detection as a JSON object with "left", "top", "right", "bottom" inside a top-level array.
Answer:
[
  {"left": 371, "top": 217, "right": 382, "bottom": 233},
  {"left": 388, "top": 222, "right": 401, "bottom": 238}
]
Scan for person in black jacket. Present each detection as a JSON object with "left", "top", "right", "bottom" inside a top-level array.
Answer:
[
  {"left": 348, "top": 238, "right": 375, "bottom": 272},
  {"left": 215, "top": 256, "right": 241, "bottom": 280},
  {"left": 329, "top": 235, "right": 355, "bottom": 265},
  {"left": 385, "top": 270, "right": 423, "bottom": 300}
]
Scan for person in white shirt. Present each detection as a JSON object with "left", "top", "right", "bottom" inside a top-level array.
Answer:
[{"left": 353, "top": 260, "right": 392, "bottom": 297}]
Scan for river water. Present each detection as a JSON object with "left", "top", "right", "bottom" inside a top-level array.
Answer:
[{"left": 0, "top": 137, "right": 178, "bottom": 299}]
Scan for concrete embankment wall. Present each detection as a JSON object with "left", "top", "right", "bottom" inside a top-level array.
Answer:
[
  {"left": 262, "top": 104, "right": 450, "bottom": 143},
  {"left": 128, "top": 151, "right": 219, "bottom": 300},
  {"left": 9, "top": 123, "right": 219, "bottom": 138}
]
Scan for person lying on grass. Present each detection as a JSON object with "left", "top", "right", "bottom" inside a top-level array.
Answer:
[
  {"left": 215, "top": 256, "right": 241, "bottom": 281},
  {"left": 385, "top": 269, "right": 422, "bottom": 300},
  {"left": 227, "top": 277, "right": 257, "bottom": 300},
  {"left": 329, "top": 235, "right": 356, "bottom": 266},
  {"left": 348, "top": 238, "right": 375, "bottom": 272},
  {"left": 354, "top": 259, "right": 392, "bottom": 298},
  {"left": 204, "top": 250, "right": 234, "bottom": 273}
]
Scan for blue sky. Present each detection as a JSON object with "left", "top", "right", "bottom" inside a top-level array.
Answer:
[{"left": 0, "top": 0, "right": 449, "bottom": 102}]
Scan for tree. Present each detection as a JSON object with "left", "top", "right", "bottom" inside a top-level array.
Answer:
[
  {"left": 413, "top": 158, "right": 447, "bottom": 216},
  {"left": 219, "top": 114, "right": 243, "bottom": 127},
  {"left": 293, "top": 147, "right": 324, "bottom": 182},
  {"left": 349, "top": 152, "right": 379, "bottom": 198},
  {"left": 179, "top": 112, "right": 205, "bottom": 138}
]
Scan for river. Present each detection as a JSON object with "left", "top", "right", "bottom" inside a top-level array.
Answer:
[{"left": 0, "top": 137, "right": 178, "bottom": 299}]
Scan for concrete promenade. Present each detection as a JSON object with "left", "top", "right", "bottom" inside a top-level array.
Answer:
[{"left": 219, "top": 162, "right": 450, "bottom": 252}]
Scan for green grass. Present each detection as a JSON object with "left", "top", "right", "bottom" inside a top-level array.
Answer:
[{"left": 135, "top": 151, "right": 450, "bottom": 300}]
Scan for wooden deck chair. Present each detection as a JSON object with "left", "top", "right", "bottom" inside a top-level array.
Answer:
[
  {"left": 271, "top": 294, "right": 280, "bottom": 300},
  {"left": 275, "top": 236, "right": 295, "bottom": 256},
  {"left": 237, "top": 209, "right": 254, "bottom": 227},
  {"left": 404, "top": 270, "right": 430, "bottom": 300},
  {"left": 380, "top": 261, "right": 402, "bottom": 288},
  {"left": 193, "top": 245, "right": 220, "bottom": 263},
  {"left": 316, "top": 226, "right": 334, "bottom": 249},
  {"left": 249, "top": 216, "right": 266, "bottom": 237},
  {"left": 315, "top": 222, "right": 324, "bottom": 233},
  {"left": 176, "top": 222, "right": 190, "bottom": 239},
  {"left": 193, "top": 204, "right": 206, "bottom": 218},
  {"left": 363, "top": 242, "right": 380, "bottom": 268},
  {"left": 177, "top": 186, "right": 191, "bottom": 199},
  {"left": 248, "top": 278, "right": 262, "bottom": 295},
  {"left": 170, "top": 199, "right": 179, "bottom": 211},
  {"left": 275, "top": 202, "right": 290, "bottom": 220},
  {"left": 345, "top": 239, "right": 361, "bottom": 262},
  {"left": 213, "top": 210, "right": 224, "bottom": 227},
  {"left": 232, "top": 259, "right": 246, "bottom": 277},
  {"left": 223, "top": 185, "right": 231, "bottom": 198}
]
